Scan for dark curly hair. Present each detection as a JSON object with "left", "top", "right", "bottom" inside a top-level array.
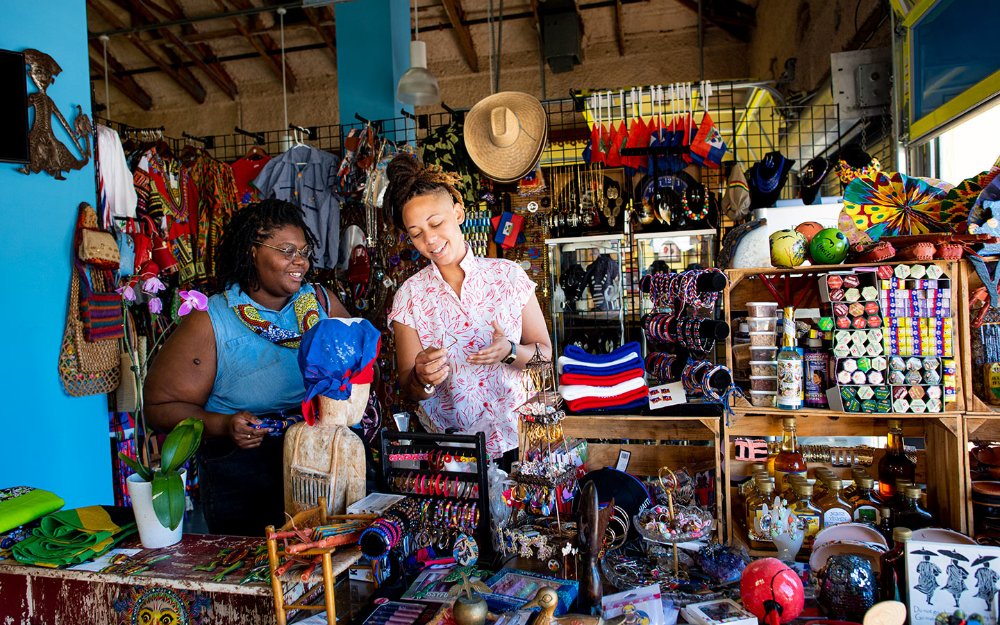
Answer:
[
  {"left": 215, "top": 199, "right": 318, "bottom": 293},
  {"left": 385, "top": 153, "right": 463, "bottom": 231}
]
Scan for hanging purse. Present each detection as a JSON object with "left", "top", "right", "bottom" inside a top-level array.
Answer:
[
  {"left": 77, "top": 204, "right": 120, "bottom": 269},
  {"left": 78, "top": 266, "right": 125, "bottom": 342},
  {"left": 58, "top": 265, "right": 121, "bottom": 397}
]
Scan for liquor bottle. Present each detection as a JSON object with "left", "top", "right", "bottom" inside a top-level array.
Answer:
[
  {"left": 878, "top": 419, "right": 916, "bottom": 500},
  {"left": 790, "top": 482, "right": 823, "bottom": 549},
  {"left": 818, "top": 479, "right": 853, "bottom": 528},
  {"left": 812, "top": 469, "right": 832, "bottom": 503},
  {"left": 803, "top": 330, "right": 829, "bottom": 408},
  {"left": 879, "top": 527, "right": 912, "bottom": 601},
  {"left": 852, "top": 477, "right": 883, "bottom": 525},
  {"left": 776, "top": 307, "right": 804, "bottom": 410},
  {"left": 747, "top": 479, "right": 776, "bottom": 550},
  {"left": 894, "top": 486, "right": 934, "bottom": 531},
  {"left": 878, "top": 507, "right": 894, "bottom": 547},
  {"left": 773, "top": 417, "right": 808, "bottom": 496}
]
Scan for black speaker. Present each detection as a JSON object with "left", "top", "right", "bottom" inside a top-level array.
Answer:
[
  {"left": 541, "top": 11, "right": 582, "bottom": 74},
  {"left": 0, "top": 50, "right": 29, "bottom": 164}
]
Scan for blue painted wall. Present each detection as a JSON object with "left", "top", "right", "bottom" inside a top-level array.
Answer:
[
  {"left": 0, "top": 1, "right": 111, "bottom": 507},
  {"left": 335, "top": 0, "right": 412, "bottom": 125}
]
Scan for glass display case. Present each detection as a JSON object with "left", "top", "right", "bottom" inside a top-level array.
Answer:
[{"left": 546, "top": 234, "right": 627, "bottom": 358}]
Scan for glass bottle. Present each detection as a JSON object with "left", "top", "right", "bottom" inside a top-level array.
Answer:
[
  {"left": 853, "top": 477, "right": 883, "bottom": 525},
  {"left": 812, "top": 469, "right": 832, "bottom": 504},
  {"left": 776, "top": 307, "right": 804, "bottom": 410},
  {"left": 879, "top": 527, "right": 912, "bottom": 601},
  {"left": 773, "top": 417, "right": 807, "bottom": 496},
  {"left": 747, "top": 479, "right": 776, "bottom": 550},
  {"left": 894, "top": 486, "right": 934, "bottom": 531},
  {"left": 790, "top": 482, "right": 823, "bottom": 549},
  {"left": 878, "top": 419, "right": 916, "bottom": 500},
  {"left": 818, "top": 479, "right": 853, "bottom": 527},
  {"left": 804, "top": 330, "right": 829, "bottom": 408},
  {"left": 878, "top": 507, "right": 894, "bottom": 547},
  {"left": 889, "top": 479, "right": 913, "bottom": 516}
]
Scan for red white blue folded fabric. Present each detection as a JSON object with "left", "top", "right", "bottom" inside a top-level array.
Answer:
[
  {"left": 565, "top": 386, "right": 650, "bottom": 412},
  {"left": 559, "top": 368, "right": 646, "bottom": 387},
  {"left": 559, "top": 376, "right": 647, "bottom": 401}
]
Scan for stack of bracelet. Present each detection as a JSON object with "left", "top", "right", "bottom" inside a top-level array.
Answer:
[
  {"left": 681, "top": 359, "right": 736, "bottom": 401},
  {"left": 647, "top": 351, "right": 683, "bottom": 383},
  {"left": 389, "top": 471, "right": 480, "bottom": 498},
  {"left": 410, "top": 498, "right": 480, "bottom": 552},
  {"left": 645, "top": 268, "right": 727, "bottom": 312},
  {"left": 643, "top": 313, "right": 717, "bottom": 353},
  {"left": 360, "top": 499, "right": 419, "bottom": 558}
]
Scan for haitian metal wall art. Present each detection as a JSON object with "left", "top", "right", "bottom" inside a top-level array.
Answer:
[{"left": 18, "top": 48, "right": 91, "bottom": 180}]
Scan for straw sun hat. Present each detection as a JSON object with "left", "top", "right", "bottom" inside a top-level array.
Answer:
[{"left": 463, "top": 91, "right": 547, "bottom": 184}]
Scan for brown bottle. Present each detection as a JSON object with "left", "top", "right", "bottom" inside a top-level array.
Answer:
[
  {"left": 894, "top": 486, "right": 934, "bottom": 531},
  {"left": 852, "top": 477, "right": 883, "bottom": 525},
  {"left": 774, "top": 417, "right": 807, "bottom": 496},
  {"left": 878, "top": 419, "right": 916, "bottom": 500},
  {"left": 878, "top": 507, "right": 894, "bottom": 547},
  {"left": 879, "top": 527, "right": 911, "bottom": 601},
  {"left": 790, "top": 482, "right": 823, "bottom": 549},
  {"left": 818, "top": 479, "right": 853, "bottom": 528},
  {"left": 747, "top": 479, "right": 776, "bottom": 550}
]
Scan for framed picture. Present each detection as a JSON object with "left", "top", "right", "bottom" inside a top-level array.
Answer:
[{"left": 905, "top": 540, "right": 1000, "bottom": 625}]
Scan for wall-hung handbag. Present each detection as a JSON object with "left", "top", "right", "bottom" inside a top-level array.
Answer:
[
  {"left": 58, "top": 267, "right": 121, "bottom": 397},
  {"left": 76, "top": 204, "right": 120, "bottom": 269},
  {"left": 78, "top": 266, "right": 124, "bottom": 342}
]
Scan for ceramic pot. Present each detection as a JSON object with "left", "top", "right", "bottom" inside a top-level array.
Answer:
[
  {"left": 452, "top": 596, "right": 488, "bottom": 625},
  {"left": 127, "top": 469, "right": 186, "bottom": 548},
  {"left": 772, "top": 531, "right": 804, "bottom": 563}
]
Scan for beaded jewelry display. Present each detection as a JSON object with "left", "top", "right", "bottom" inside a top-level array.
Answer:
[{"left": 681, "top": 188, "right": 710, "bottom": 221}]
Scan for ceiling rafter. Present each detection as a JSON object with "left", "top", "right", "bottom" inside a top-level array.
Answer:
[
  {"left": 613, "top": 0, "right": 625, "bottom": 55},
  {"left": 87, "top": 0, "right": 207, "bottom": 103},
  {"left": 161, "top": 0, "right": 241, "bottom": 99},
  {"left": 439, "top": 0, "right": 479, "bottom": 73},
  {"left": 302, "top": 6, "right": 337, "bottom": 66},
  {"left": 215, "top": 0, "right": 297, "bottom": 91},
  {"left": 122, "top": 0, "right": 239, "bottom": 100},
  {"left": 674, "top": 0, "right": 754, "bottom": 42},
  {"left": 88, "top": 44, "right": 153, "bottom": 110}
]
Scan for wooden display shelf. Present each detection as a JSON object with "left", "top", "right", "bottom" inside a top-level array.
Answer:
[
  {"left": 721, "top": 413, "right": 968, "bottom": 544},
  {"left": 963, "top": 414, "right": 1000, "bottom": 540},
  {"left": 958, "top": 258, "right": 1000, "bottom": 413},
  {"left": 722, "top": 260, "right": 965, "bottom": 413},
  {"left": 560, "top": 414, "right": 723, "bottom": 541}
]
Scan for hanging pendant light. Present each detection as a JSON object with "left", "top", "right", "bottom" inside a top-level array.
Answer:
[{"left": 397, "top": 0, "right": 440, "bottom": 106}]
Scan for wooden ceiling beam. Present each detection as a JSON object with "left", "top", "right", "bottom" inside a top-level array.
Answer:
[
  {"left": 122, "top": 0, "right": 239, "bottom": 100},
  {"left": 88, "top": 47, "right": 153, "bottom": 110},
  {"left": 87, "top": 0, "right": 207, "bottom": 103},
  {"left": 674, "top": 0, "right": 754, "bottom": 42},
  {"left": 215, "top": 0, "right": 297, "bottom": 91},
  {"left": 439, "top": 0, "right": 479, "bottom": 73},
  {"left": 614, "top": 0, "right": 625, "bottom": 55},
  {"left": 161, "top": 0, "right": 242, "bottom": 100},
  {"left": 303, "top": 6, "right": 337, "bottom": 66}
]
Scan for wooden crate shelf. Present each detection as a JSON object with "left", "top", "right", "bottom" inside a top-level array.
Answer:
[
  {"left": 963, "top": 414, "right": 1000, "bottom": 540},
  {"left": 721, "top": 413, "right": 967, "bottom": 545},
  {"left": 723, "top": 260, "right": 965, "bottom": 414},
  {"left": 958, "top": 259, "right": 1000, "bottom": 413},
  {"left": 560, "top": 415, "right": 723, "bottom": 540}
]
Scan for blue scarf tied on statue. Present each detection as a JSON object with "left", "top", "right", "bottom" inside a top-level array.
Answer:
[{"left": 298, "top": 318, "right": 381, "bottom": 424}]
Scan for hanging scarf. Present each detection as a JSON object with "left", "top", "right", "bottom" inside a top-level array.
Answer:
[{"left": 227, "top": 286, "right": 321, "bottom": 348}]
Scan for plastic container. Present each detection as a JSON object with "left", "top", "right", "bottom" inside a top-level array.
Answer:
[
  {"left": 747, "top": 302, "right": 779, "bottom": 318},
  {"left": 733, "top": 343, "right": 752, "bottom": 377},
  {"left": 750, "top": 376, "right": 777, "bottom": 392},
  {"left": 750, "top": 346, "right": 778, "bottom": 361},
  {"left": 750, "top": 360, "right": 778, "bottom": 377},
  {"left": 749, "top": 390, "right": 777, "bottom": 407},
  {"left": 747, "top": 317, "right": 777, "bottom": 333},
  {"left": 749, "top": 331, "right": 777, "bottom": 347}
]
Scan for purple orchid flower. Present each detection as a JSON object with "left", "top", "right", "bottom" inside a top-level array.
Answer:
[
  {"left": 117, "top": 284, "right": 137, "bottom": 303},
  {"left": 148, "top": 297, "right": 163, "bottom": 314},
  {"left": 177, "top": 290, "right": 209, "bottom": 316},
  {"left": 141, "top": 276, "right": 166, "bottom": 295}
]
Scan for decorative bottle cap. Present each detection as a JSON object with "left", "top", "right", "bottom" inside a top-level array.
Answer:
[
  {"left": 880, "top": 507, "right": 892, "bottom": 517},
  {"left": 893, "top": 527, "right": 912, "bottom": 542},
  {"left": 828, "top": 479, "right": 842, "bottom": 491},
  {"left": 904, "top": 486, "right": 922, "bottom": 499},
  {"left": 782, "top": 416, "right": 797, "bottom": 428},
  {"left": 859, "top": 477, "right": 875, "bottom": 488},
  {"left": 888, "top": 418, "right": 902, "bottom": 429},
  {"left": 796, "top": 482, "right": 813, "bottom": 496},
  {"left": 759, "top": 480, "right": 774, "bottom": 493},
  {"left": 896, "top": 479, "right": 912, "bottom": 489}
]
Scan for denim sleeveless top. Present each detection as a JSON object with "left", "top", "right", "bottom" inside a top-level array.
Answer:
[{"left": 204, "top": 284, "right": 326, "bottom": 415}]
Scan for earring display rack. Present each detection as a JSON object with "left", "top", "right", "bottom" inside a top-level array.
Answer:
[{"left": 379, "top": 430, "right": 494, "bottom": 560}]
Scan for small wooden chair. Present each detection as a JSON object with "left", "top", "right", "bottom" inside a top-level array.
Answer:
[{"left": 266, "top": 498, "right": 375, "bottom": 625}]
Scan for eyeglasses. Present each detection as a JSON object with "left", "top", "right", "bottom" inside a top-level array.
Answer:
[{"left": 254, "top": 241, "right": 313, "bottom": 262}]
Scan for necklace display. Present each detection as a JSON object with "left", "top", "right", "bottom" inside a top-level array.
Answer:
[{"left": 681, "top": 189, "right": 710, "bottom": 221}]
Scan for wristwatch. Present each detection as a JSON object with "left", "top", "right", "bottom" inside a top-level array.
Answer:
[{"left": 501, "top": 340, "right": 517, "bottom": 365}]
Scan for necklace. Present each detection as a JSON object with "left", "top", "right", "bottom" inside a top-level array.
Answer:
[
  {"left": 753, "top": 153, "right": 785, "bottom": 193},
  {"left": 681, "top": 188, "right": 710, "bottom": 220},
  {"left": 227, "top": 289, "right": 321, "bottom": 348}
]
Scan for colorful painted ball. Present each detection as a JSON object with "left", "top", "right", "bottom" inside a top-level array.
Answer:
[
  {"left": 810, "top": 228, "right": 850, "bottom": 264},
  {"left": 769, "top": 229, "right": 808, "bottom": 268},
  {"left": 794, "top": 221, "right": 825, "bottom": 243}
]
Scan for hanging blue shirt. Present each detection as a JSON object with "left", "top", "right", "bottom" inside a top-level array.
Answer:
[{"left": 204, "top": 283, "right": 328, "bottom": 416}]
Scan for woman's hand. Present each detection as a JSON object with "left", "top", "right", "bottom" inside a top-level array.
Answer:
[
  {"left": 468, "top": 320, "right": 514, "bottom": 366},
  {"left": 414, "top": 346, "right": 451, "bottom": 387},
  {"left": 228, "top": 411, "right": 267, "bottom": 449}
]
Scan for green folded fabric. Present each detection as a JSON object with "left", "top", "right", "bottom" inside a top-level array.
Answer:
[
  {"left": 0, "top": 486, "right": 65, "bottom": 534},
  {"left": 12, "top": 506, "right": 136, "bottom": 568}
]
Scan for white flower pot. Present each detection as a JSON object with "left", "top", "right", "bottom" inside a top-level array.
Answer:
[{"left": 126, "top": 469, "right": 186, "bottom": 549}]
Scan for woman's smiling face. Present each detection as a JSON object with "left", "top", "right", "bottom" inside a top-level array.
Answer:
[
  {"left": 402, "top": 190, "right": 466, "bottom": 267},
  {"left": 250, "top": 224, "right": 311, "bottom": 307}
]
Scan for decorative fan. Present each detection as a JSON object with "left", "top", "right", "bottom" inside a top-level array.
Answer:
[{"left": 838, "top": 171, "right": 954, "bottom": 242}]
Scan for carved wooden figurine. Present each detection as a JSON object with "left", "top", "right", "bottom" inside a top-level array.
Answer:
[{"left": 577, "top": 480, "right": 603, "bottom": 614}]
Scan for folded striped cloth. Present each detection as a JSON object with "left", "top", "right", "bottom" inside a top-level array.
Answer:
[
  {"left": 559, "top": 368, "right": 646, "bottom": 387},
  {"left": 557, "top": 342, "right": 643, "bottom": 375},
  {"left": 559, "top": 376, "right": 646, "bottom": 401},
  {"left": 12, "top": 506, "right": 136, "bottom": 568},
  {"left": 565, "top": 386, "right": 650, "bottom": 412}
]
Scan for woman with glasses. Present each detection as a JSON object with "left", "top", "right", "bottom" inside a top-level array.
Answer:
[
  {"left": 385, "top": 155, "right": 552, "bottom": 466},
  {"left": 144, "top": 199, "right": 349, "bottom": 535}
]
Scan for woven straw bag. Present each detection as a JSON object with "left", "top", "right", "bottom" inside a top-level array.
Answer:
[{"left": 58, "top": 267, "right": 121, "bottom": 397}]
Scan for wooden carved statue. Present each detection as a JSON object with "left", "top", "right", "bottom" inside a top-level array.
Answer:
[
  {"left": 19, "top": 48, "right": 91, "bottom": 180},
  {"left": 577, "top": 480, "right": 603, "bottom": 614},
  {"left": 284, "top": 382, "right": 368, "bottom": 518}
]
